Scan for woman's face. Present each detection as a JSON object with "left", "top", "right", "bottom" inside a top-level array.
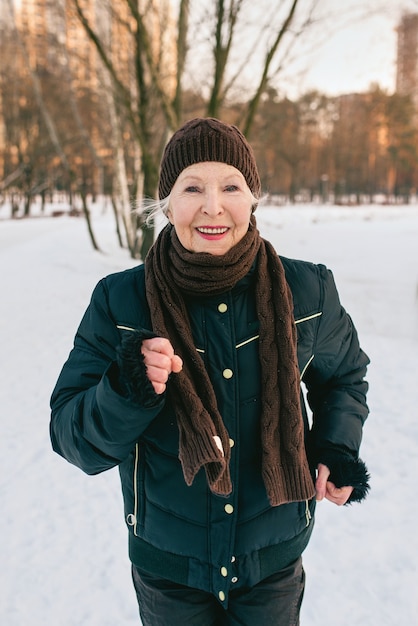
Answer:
[{"left": 167, "top": 162, "right": 254, "bottom": 256}]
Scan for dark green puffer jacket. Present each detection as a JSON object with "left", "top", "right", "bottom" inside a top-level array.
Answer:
[{"left": 50, "top": 256, "right": 370, "bottom": 606}]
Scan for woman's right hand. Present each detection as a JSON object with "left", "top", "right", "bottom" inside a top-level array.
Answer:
[{"left": 141, "top": 337, "right": 183, "bottom": 394}]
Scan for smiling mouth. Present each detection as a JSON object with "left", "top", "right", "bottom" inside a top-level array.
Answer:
[{"left": 197, "top": 227, "right": 229, "bottom": 234}]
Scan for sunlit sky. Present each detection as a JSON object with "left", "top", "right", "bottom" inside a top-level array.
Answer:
[
  {"left": 6, "top": 0, "right": 418, "bottom": 99},
  {"left": 289, "top": 0, "right": 418, "bottom": 97}
]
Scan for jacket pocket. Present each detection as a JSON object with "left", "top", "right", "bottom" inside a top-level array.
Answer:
[{"left": 124, "top": 443, "right": 146, "bottom": 537}]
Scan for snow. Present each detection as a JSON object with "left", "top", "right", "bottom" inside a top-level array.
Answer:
[{"left": 1, "top": 202, "right": 417, "bottom": 625}]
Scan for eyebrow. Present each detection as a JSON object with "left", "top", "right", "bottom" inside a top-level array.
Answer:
[{"left": 180, "top": 174, "right": 242, "bottom": 183}]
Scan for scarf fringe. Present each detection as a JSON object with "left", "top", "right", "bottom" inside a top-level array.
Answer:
[
  {"left": 178, "top": 426, "right": 232, "bottom": 494},
  {"left": 263, "top": 463, "right": 316, "bottom": 506}
]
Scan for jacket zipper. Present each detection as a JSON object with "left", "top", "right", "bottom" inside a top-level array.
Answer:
[
  {"left": 305, "top": 499, "right": 312, "bottom": 527},
  {"left": 126, "top": 443, "right": 140, "bottom": 536},
  {"left": 133, "top": 443, "right": 140, "bottom": 536}
]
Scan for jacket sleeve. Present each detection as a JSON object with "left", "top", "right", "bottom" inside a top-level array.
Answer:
[
  {"left": 303, "top": 265, "right": 370, "bottom": 502},
  {"left": 49, "top": 278, "right": 164, "bottom": 475}
]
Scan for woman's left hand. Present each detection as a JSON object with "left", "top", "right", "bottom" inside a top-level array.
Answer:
[{"left": 315, "top": 463, "right": 354, "bottom": 506}]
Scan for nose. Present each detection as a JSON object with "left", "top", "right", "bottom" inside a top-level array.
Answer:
[{"left": 202, "top": 188, "right": 224, "bottom": 216}]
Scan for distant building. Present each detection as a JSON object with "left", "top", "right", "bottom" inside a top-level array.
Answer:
[
  {"left": 15, "top": 0, "right": 176, "bottom": 93},
  {"left": 2, "top": 0, "right": 176, "bottom": 187},
  {"left": 396, "top": 12, "right": 418, "bottom": 108}
]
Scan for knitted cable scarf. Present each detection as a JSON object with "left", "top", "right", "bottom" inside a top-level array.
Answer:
[{"left": 144, "top": 216, "right": 315, "bottom": 506}]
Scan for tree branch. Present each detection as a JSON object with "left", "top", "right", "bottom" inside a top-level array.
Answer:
[{"left": 243, "top": 0, "right": 300, "bottom": 136}]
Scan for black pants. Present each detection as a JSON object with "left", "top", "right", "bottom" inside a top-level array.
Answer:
[{"left": 132, "top": 557, "right": 305, "bottom": 626}]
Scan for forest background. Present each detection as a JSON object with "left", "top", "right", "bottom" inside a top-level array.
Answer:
[{"left": 2, "top": 0, "right": 418, "bottom": 259}]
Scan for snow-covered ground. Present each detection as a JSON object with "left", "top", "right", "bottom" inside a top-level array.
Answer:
[{"left": 1, "top": 201, "right": 417, "bottom": 625}]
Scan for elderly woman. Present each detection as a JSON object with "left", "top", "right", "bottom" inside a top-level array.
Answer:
[{"left": 50, "top": 118, "right": 370, "bottom": 626}]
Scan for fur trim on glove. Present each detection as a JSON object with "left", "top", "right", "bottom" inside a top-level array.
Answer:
[
  {"left": 116, "top": 330, "right": 161, "bottom": 407},
  {"left": 317, "top": 449, "right": 370, "bottom": 504}
]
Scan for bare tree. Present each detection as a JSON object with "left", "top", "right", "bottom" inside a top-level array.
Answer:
[
  {"left": 70, "top": 0, "right": 181, "bottom": 258},
  {"left": 7, "top": 0, "right": 393, "bottom": 251},
  {"left": 197, "top": 0, "right": 303, "bottom": 133},
  {"left": 4, "top": 1, "right": 70, "bottom": 173},
  {"left": 68, "top": 0, "right": 322, "bottom": 257},
  {"left": 2, "top": 0, "right": 103, "bottom": 249}
]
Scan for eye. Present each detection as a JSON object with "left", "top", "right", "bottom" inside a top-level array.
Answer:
[
  {"left": 184, "top": 185, "right": 201, "bottom": 193},
  {"left": 225, "top": 184, "right": 239, "bottom": 192}
]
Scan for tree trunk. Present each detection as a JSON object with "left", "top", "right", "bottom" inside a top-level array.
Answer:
[
  {"left": 100, "top": 63, "right": 138, "bottom": 257},
  {"left": 111, "top": 195, "right": 125, "bottom": 248},
  {"left": 80, "top": 190, "right": 101, "bottom": 252},
  {"left": 23, "top": 191, "right": 32, "bottom": 216}
]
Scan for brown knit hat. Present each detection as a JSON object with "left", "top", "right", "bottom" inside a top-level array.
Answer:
[{"left": 158, "top": 117, "right": 261, "bottom": 200}]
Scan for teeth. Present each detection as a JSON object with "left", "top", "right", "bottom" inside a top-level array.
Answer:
[{"left": 197, "top": 227, "right": 228, "bottom": 234}]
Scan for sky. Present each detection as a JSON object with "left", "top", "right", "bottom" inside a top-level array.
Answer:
[
  {"left": 5, "top": 0, "right": 418, "bottom": 100},
  {"left": 283, "top": 0, "right": 418, "bottom": 97}
]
